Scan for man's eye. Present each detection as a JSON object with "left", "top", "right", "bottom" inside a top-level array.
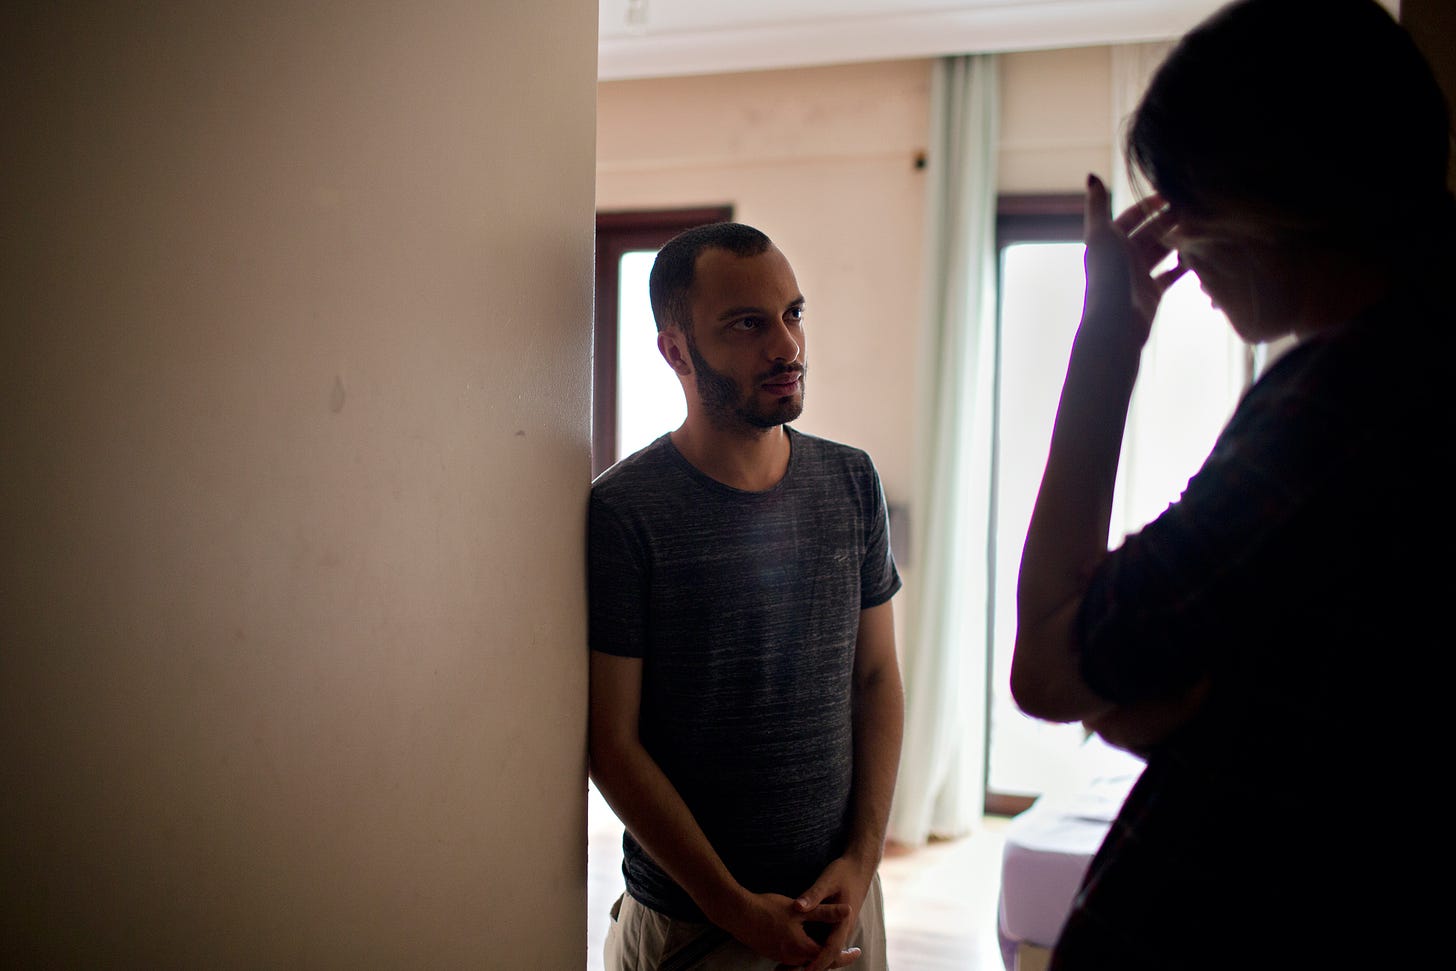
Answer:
[
  {"left": 788, "top": 307, "right": 805, "bottom": 322},
  {"left": 731, "top": 318, "right": 760, "bottom": 331}
]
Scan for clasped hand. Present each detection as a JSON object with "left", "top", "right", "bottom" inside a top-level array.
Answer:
[{"left": 719, "top": 856, "right": 870, "bottom": 970}]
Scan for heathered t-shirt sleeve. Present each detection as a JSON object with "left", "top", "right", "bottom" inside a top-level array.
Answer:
[
  {"left": 588, "top": 490, "right": 648, "bottom": 658},
  {"left": 860, "top": 462, "right": 901, "bottom": 610}
]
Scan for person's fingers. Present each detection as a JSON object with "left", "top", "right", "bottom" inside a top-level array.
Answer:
[
  {"left": 1113, "top": 196, "right": 1165, "bottom": 237},
  {"left": 800, "top": 903, "right": 850, "bottom": 923},
  {"left": 830, "top": 947, "right": 864, "bottom": 968},
  {"left": 805, "top": 923, "right": 854, "bottom": 971},
  {"left": 1089, "top": 176, "right": 1174, "bottom": 274},
  {"left": 1083, "top": 174, "right": 1113, "bottom": 241},
  {"left": 1124, "top": 204, "right": 1177, "bottom": 269},
  {"left": 794, "top": 871, "right": 839, "bottom": 912},
  {"left": 1154, "top": 262, "right": 1190, "bottom": 294},
  {"left": 780, "top": 942, "right": 820, "bottom": 967}
]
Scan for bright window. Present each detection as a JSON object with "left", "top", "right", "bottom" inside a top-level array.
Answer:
[
  {"left": 985, "top": 208, "right": 1247, "bottom": 807},
  {"left": 987, "top": 241, "right": 1089, "bottom": 801},
  {"left": 615, "top": 250, "right": 686, "bottom": 462}
]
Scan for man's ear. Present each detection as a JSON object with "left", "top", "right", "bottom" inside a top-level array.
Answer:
[{"left": 657, "top": 328, "right": 692, "bottom": 376}]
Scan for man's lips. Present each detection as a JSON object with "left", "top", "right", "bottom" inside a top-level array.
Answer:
[{"left": 761, "top": 372, "right": 803, "bottom": 395}]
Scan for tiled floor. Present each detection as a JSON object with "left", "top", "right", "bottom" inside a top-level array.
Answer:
[{"left": 586, "top": 781, "right": 1011, "bottom": 971}]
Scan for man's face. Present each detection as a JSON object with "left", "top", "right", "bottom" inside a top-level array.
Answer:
[{"left": 679, "top": 244, "right": 807, "bottom": 430}]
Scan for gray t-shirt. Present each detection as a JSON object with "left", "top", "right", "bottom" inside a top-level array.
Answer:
[{"left": 589, "top": 428, "right": 901, "bottom": 920}]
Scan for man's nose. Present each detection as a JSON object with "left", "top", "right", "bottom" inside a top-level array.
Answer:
[{"left": 765, "top": 317, "right": 801, "bottom": 363}]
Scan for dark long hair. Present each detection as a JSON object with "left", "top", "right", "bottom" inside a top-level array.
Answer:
[{"left": 1128, "top": 0, "right": 1454, "bottom": 255}]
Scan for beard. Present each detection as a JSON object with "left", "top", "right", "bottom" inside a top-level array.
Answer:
[{"left": 686, "top": 335, "right": 805, "bottom": 430}]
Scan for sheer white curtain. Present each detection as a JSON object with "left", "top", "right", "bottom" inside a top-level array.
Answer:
[{"left": 888, "top": 53, "right": 998, "bottom": 847}]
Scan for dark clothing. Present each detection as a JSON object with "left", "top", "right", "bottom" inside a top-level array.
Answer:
[
  {"left": 1051, "top": 275, "right": 1455, "bottom": 967},
  {"left": 589, "top": 428, "right": 901, "bottom": 921}
]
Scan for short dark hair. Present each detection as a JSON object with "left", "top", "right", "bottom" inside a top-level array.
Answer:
[
  {"left": 648, "top": 222, "right": 773, "bottom": 333},
  {"left": 1127, "top": 0, "right": 1454, "bottom": 253}
]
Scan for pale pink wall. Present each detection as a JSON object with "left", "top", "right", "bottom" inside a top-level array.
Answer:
[
  {"left": 1000, "top": 46, "right": 1114, "bottom": 192},
  {"left": 0, "top": 2, "right": 594, "bottom": 965}
]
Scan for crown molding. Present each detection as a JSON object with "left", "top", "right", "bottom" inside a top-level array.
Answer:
[{"left": 599, "top": 0, "right": 1228, "bottom": 81}]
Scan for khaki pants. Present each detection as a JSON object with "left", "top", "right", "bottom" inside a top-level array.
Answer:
[{"left": 603, "top": 873, "right": 888, "bottom": 971}]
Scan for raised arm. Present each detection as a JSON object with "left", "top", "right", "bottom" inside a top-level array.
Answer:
[
  {"left": 588, "top": 651, "right": 852, "bottom": 967},
  {"left": 1011, "top": 175, "right": 1184, "bottom": 724}
]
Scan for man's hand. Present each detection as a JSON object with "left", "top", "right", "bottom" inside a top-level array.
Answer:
[
  {"left": 790, "top": 856, "right": 875, "bottom": 971},
  {"left": 709, "top": 889, "right": 853, "bottom": 969}
]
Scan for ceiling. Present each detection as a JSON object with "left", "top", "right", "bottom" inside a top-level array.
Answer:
[
  {"left": 597, "top": 0, "right": 1229, "bottom": 80},
  {"left": 598, "top": 0, "right": 1405, "bottom": 81}
]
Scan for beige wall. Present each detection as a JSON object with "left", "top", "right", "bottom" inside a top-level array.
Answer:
[
  {"left": 597, "top": 48, "right": 1114, "bottom": 527},
  {"left": 1000, "top": 46, "right": 1114, "bottom": 192},
  {"left": 1, "top": 2, "right": 594, "bottom": 966}
]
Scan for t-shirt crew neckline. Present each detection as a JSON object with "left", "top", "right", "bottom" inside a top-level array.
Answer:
[{"left": 661, "top": 426, "right": 800, "bottom": 499}]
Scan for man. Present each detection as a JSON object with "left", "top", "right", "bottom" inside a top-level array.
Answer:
[{"left": 589, "top": 222, "right": 903, "bottom": 971}]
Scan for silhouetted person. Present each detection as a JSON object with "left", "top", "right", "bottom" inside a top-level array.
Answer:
[{"left": 1012, "top": 1, "right": 1455, "bottom": 966}]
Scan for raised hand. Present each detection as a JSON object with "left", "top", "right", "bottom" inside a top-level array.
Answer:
[{"left": 1081, "top": 174, "right": 1187, "bottom": 345}]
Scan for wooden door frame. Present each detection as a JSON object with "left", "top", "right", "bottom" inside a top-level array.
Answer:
[{"left": 594, "top": 206, "right": 733, "bottom": 476}]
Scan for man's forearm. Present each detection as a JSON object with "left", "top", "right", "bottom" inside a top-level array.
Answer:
[
  {"left": 846, "top": 661, "right": 903, "bottom": 867},
  {"left": 589, "top": 737, "right": 744, "bottom": 922},
  {"left": 590, "top": 650, "right": 850, "bottom": 967},
  {"left": 786, "top": 657, "right": 902, "bottom": 971}
]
